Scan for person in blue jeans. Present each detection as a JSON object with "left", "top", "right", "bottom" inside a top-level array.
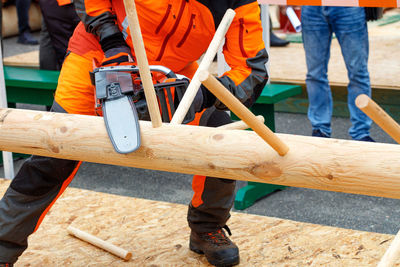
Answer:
[{"left": 301, "top": 6, "right": 374, "bottom": 141}]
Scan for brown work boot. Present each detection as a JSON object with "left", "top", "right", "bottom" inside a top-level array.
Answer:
[{"left": 190, "top": 225, "right": 239, "bottom": 267}]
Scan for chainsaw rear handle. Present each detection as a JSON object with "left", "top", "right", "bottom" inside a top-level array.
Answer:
[{"left": 93, "top": 65, "right": 177, "bottom": 78}]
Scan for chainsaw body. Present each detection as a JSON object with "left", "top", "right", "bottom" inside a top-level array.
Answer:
[{"left": 92, "top": 64, "right": 195, "bottom": 154}]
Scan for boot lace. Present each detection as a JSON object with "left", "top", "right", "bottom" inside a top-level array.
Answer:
[{"left": 201, "top": 225, "right": 232, "bottom": 246}]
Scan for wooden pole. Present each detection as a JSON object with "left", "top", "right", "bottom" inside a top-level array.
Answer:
[
  {"left": 67, "top": 226, "right": 132, "bottom": 260},
  {"left": 1, "top": 108, "right": 400, "bottom": 199},
  {"left": 123, "top": 0, "right": 162, "bottom": 128},
  {"left": 355, "top": 94, "right": 400, "bottom": 144},
  {"left": 0, "top": 36, "right": 14, "bottom": 179},
  {"left": 218, "top": 115, "right": 265, "bottom": 130},
  {"left": 377, "top": 229, "right": 400, "bottom": 267},
  {"left": 198, "top": 70, "right": 289, "bottom": 156},
  {"left": 170, "top": 9, "right": 236, "bottom": 124}
]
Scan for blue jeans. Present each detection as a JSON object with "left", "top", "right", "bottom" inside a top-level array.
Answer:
[
  {"left": 16, "top": 0, "right": 32, "bottom": 33},
  {"left": 301, "top": 6, "right": 372, "bottom": 140}
]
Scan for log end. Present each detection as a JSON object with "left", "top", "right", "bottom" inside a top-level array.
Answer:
[
  {"left": 198, "top": 70, "right": 210, "bottom": 83},
  {"left": 355, "top": 94, "right": 370, "bottom": 109}
]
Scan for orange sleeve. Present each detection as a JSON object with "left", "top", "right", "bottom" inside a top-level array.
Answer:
[
  {"left": 74, "top": 0, "right": 120, "bottom": 43},
  {"left": 216, "top": 1, "right": 268, "bottom": 110}
]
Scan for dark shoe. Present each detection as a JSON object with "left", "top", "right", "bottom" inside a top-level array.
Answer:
[
  {"left": 270, "top": 31, "right": 289, "bottom": 47},
  {"left": 0, "top": 263, "right": 14, "bottom": 267},
  {"left": 190, "top": 226, "right": 239, "bottom": 267},
  {"left": 312, "top": 129, "right": 330, "bottom": 138},
  {"left": 357, "top": 136, "right": 375, "bottom": 142},
  {"left": 17, "top": 31, "right": 39, "bottom": 45}
]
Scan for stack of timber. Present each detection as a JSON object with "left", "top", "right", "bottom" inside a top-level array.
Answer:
[{"left": 0, "top": 179, "right": 397, "bottom": 266}]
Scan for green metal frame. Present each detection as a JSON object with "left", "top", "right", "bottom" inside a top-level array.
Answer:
[{"left": 232, "top": 83, "right": 302, "bottom": 210}]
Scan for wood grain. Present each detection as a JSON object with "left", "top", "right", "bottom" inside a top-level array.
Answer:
[{"left": 1, "top": 108, "right": 400, "bottom": 199}]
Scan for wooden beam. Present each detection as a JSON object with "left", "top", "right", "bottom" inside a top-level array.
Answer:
[{"left": 1, "top": 108, "right": 400, "bottom": 199}]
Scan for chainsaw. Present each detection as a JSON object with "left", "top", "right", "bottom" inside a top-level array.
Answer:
[{"left": 92, "top": 64, "right": 195, "bottom": 154}]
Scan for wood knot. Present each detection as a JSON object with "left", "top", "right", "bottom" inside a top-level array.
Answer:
[
  {"left": 60, "top": 126, "right": 68, "bottom": 133},
  {"left": 0, "top": 109, "right": 12, "bottom": 123},
  {"left": 326, "top": 174, "right": 334, "bottom": 180},
  {"left": 34, "top": 114, "right": 43, "bottom": 120},
  {"left": 145, "top": 148, "right": 155, "bottom": 159},
  {"left": 50, "top": 145, "right": 60, "bottom": 153},
  {"left": 212, "top": 134, "right": 224, "bottom": 141},
  {"left": 249, "top": 162, "right": 282, "bottom": 178}
]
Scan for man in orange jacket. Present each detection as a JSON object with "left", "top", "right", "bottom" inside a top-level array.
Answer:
[{"left": 0, "top": 1, "right": 268, "bottom": 266}]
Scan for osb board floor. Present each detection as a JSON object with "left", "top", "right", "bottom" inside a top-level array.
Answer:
[{"left": 0, "top": 179, "right": 397, "bottom": 267}]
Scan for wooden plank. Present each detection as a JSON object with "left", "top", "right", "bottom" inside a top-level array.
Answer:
[
  {"left": 1, "top": 108, "right": 400, "bottom": 199},
  {"left": 0, "top": 179, "right": 396, "bottom": 266},
  {"left": 3, "top": 51, "right": 39, "bottom": 68}
]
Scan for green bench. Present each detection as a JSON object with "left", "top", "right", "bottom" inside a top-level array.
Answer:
[
  {"left": 4, "top": 66, "right": 60, "bottom": 108},
  {"left": 232, "top": 83, "right": 302, "bottom": 210},
  {"left": 0, "top": 66, "right": 60, "bottom": 162}
]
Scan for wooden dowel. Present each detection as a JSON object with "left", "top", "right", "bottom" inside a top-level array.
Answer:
[
  {"left": 67, "top": 226, "right": 132, "bottom": 260},
  {"left": 123, "top": 0, "right": 162, "bottom": 128},
  {"left": 170, "top": 9, "right": 236, "bottom": 124},
  {"left": 198, "top": 70, "right": 289, "bottom": 156},
  {"left": 355, "top": 94, "right": 400, "bottom": 144},
  {"left": 377, "top": 229, "right": 400, "bottom": 267},
  {"left": 218, "top": 115, "right": 265, "bottom": 130}
]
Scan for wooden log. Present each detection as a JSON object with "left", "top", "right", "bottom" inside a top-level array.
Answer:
[
  {"left": 67, "top": 226, "right": 132, "bottom": 260},
  {"left": 218, "top": 115, "right": 265, "bottom": 130},
  {"left": 170, "top": 9, "right": 236, "bottom": 124},
  {"left": 123, "top": 0, "right": 162, "bottom": 128},
  {"left": 378, "top": 229, "right": 400, "bottom": 267},
  {"left": 199, "top": 70, "right": 289, "bottom": 156},
  {"left": 356, "top": 94, "right": 400, "bottom": 144},
  {"left": 1, "top": 108, "right": 400, "bottom": 199}
]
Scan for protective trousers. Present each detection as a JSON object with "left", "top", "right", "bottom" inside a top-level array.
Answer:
[{"left": 0, "top": 52, "right": 235, "bottom": 263}]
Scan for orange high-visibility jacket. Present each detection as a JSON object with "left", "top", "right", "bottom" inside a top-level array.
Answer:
[{"left": 70, "top": 0, "right": 268, "bottom": 109}]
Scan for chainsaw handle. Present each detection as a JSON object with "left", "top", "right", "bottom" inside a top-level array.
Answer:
[{"left": 93, "top": 65, "right": 177, "bottom": 78}]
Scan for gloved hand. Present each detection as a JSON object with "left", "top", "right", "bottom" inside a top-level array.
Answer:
[
  {"left": 101, "top": 45, "right": 133, "bottom": 66},
  {"left": 193, "top": 87, "right": 204, "bottom": 113}
]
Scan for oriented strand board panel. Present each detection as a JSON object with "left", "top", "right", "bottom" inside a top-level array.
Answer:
[{"left": 0, "top": 179, "right": 397, "bottom": 266}]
